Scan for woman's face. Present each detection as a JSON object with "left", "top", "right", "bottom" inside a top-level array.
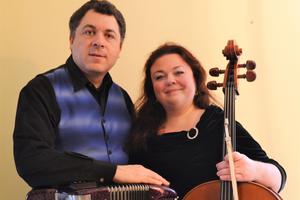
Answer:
[{"left": 150, "top": 53, "right": 196, "bottom": 111}]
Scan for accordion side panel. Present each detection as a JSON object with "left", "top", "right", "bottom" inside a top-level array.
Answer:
[
  {"left": 26, "top": 188, "right": 57, "bottom": 200},
  {"left": 75, "top": 187, "right": 110, "bottom": 200},
  {"left": 149, "top": 185, "right": 178, "bottom": 200}
]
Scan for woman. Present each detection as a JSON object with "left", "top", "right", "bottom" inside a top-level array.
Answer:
[{"left": 128, "top": 43, "right": 286, "bottom": 199}]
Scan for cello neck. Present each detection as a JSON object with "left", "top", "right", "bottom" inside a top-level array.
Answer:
[{"left": 220, "top": 40, "right": 240, "bottom": 200}]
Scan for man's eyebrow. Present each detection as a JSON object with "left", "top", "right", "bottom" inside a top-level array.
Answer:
[
  {"left": 105, "top": 29, "right": 117, "bottom": 34},
  {"left": 81, "top": 25, "right": 117, "bottom": 34},
  {"left": 82, "top": 24, "right": 96, "bottom": 29}
]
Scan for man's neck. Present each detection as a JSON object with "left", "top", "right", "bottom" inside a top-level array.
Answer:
[{"left": 86, "top": 73, "right": 105, "bottom": 89}]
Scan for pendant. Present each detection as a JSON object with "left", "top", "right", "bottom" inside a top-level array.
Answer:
[{"left": 187, "top": 127, "right": 199, "bottom": 140}]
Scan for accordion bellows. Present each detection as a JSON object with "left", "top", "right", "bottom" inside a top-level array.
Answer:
[{"left": 26, "top": 184, "right": 178, "bottom": 200}]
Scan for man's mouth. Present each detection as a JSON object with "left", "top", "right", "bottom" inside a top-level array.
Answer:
[{"left": 89, "top": 53, "right": 105, "bottom": 57}]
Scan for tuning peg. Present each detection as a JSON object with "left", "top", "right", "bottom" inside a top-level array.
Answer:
[
  {"left": 209, "top": 68, "right": 225, "bottom": 77},
  {"left": 237, "top": 70, "right": 256, "bottom": 82},
  {"left": 207, "top": 81, "right": 223, "bottom": 90},
  {"left": 238, "top": 60, "right": 256, "bottom": 70}
]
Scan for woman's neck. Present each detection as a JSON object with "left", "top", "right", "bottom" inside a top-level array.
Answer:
[{"left": 159, "top": 104, "right": 204, "bottom": 134}]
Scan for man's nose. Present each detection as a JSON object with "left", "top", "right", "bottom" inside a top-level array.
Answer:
[{"left": 91, "top": 34, "right": 105, "bottom": 48}]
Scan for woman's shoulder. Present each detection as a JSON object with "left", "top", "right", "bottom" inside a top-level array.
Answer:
[
  {"left": 197, "top": 104, "right": 224, "bottom": 129},
  {"left": 203, "top": 104, "right": 224, "bottom": 120}
]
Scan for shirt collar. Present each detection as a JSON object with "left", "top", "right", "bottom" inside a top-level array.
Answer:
[{"left": 65, "top": 55, "right": 113, "bottom": 92}]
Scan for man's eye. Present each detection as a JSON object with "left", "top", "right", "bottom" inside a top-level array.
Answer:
[
  {"left": 83, "top": 30, "right": 95, "bottom": 36},
  {"left": 105, "top": 33, "right": 115, "bottom": 39}
]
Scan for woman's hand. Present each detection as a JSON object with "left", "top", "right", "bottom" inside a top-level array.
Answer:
[
  {"left": 216, "top": 151, "right": 257, "bottom": 182},
  {"left": 216, "top": 151, "right": 281, "bottom": 192}
]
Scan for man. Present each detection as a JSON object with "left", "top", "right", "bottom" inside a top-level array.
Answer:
[{"left": 13, "top": 0, "right": 168, "bottom": 189}]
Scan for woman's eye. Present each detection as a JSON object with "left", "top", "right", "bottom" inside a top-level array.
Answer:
[
  {"left": 175, "top": 71, "right": 184, "bottom": 75},
  {"left": 154, "top": 75, "right": 164, "bottom": 80}
]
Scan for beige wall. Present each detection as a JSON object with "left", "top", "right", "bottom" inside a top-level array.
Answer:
[{"left": 1, "top": 0, "right": 298, "bottom": 199}]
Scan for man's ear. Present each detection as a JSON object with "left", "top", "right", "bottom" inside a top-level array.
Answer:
[
  {"left": 120, "top": 41, "right": 123, "bottom": 50},
  {"left": 69, "top": 35, "right": 74, "bottom": 51}
]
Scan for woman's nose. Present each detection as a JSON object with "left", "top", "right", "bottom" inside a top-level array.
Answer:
[{"left": 166, "top": 76, "right": 176, "bottom": 85}]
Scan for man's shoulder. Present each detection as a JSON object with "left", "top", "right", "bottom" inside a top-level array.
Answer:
[
  {"left": 113, "top": 83, "right": 133, "bottom": 101},
  {"left": 110, "top": 82, "right": 134, "bottom": 116},
  {"left": 22, "top": 64, "right": 66, "bottom": 94}
]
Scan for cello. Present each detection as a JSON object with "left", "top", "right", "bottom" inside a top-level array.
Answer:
[{"left": 183, "top": 40, "right": 282, "bottom": 200}]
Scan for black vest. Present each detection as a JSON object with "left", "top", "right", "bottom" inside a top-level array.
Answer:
[{"left": 46, "top": 67, "right": 131, "bottom": 164}]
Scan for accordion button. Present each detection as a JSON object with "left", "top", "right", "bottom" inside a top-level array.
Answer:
[{"left": 100, "top": 178, "right": 104, "bottom": 182}]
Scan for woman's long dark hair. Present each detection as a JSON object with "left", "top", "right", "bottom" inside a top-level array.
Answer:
[{"left": 129, "top": 43, "right": 211, "bottom": 152}]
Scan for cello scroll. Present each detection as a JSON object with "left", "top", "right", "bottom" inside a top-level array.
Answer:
[{"left": 207, "top": 40, "right": 256, "bottom": 92}]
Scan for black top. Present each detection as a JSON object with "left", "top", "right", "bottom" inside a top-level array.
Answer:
[
  {"left": 129, "top": 105, "right": 286, "bottom": 199},
  {"left": 13, "top": 56, "right": 134, "bottom": 188}
]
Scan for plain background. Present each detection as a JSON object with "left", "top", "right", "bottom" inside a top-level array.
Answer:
[{"left": 1, "top": 0, "right": 299, "bottom": 199}]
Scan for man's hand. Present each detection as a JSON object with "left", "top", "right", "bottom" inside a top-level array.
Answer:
[{"left": 113, "top": 165, "right": 170, "bottom": 186}]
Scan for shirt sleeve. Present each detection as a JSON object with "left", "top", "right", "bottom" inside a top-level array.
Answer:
[
  {"left": 13, "top": 75, "right": 116, "bottom": 188},
  {"left": 236, "top": 122, "right": 287, "bottom": 192}
]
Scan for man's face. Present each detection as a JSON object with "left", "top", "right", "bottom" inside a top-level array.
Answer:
[{"left": 70, "top": 10, "right": 122, "bottom": 86}]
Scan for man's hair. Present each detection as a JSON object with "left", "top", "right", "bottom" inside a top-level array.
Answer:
[{"left": 69, "top": 0, "right": 126, "bottom": 44}]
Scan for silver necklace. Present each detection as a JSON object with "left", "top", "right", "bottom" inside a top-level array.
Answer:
[{"left": 187, "top": 127, "right": 199, "bottom": 140}]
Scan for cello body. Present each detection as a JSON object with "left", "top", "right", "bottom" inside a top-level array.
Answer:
[
  {"left": 183, "top": 180, "right": 282, "bottom": 200},
  {"left": 183, "top": 40, "right": 283, "bottom": 200}
]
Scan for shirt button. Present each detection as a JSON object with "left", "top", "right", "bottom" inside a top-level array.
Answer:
[
  {"left": 108, "top": 150, "right": 112, "bottom": 155},
  {"left": 105, "top": 134, "right": 109, "bottom": 141}
]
